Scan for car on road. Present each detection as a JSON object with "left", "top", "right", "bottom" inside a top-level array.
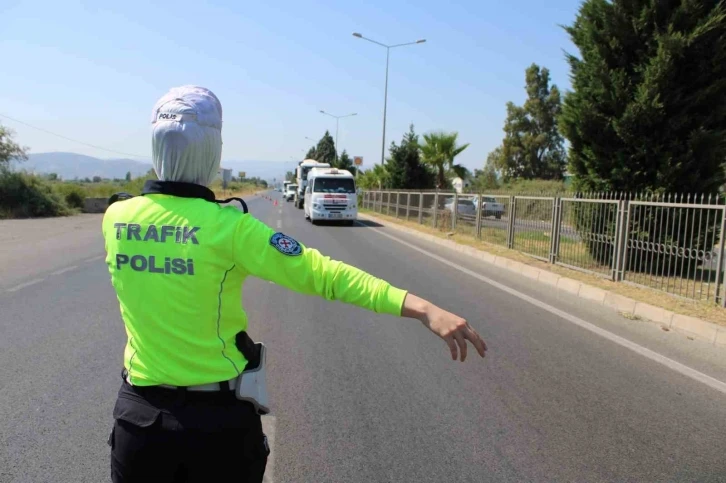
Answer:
[
  {"left": 284, "top": 184, "right": 298, "bottom": 202},
  {"left": 443, "top": 197, "right": 477, "bottom": 217},
  {"left": 475, "top": 195, "right": 505, "bottom": 219}
]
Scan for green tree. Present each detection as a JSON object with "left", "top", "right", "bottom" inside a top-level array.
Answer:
[
  {"left": 420, "top": 131, "right": 470, "bottom": 189},
  {"left": 560, "top": 0, "right": 726, "bottom": 195},
  {"left": 314, "top": 131, "right": 336, "bottom": 165},
  {"left": 125, "top": 171, "right": 132, "bottom": 182},
  {"left": 493, "top": 64, "right": 565, "bottom": 181},
  {"left": 359, "top": 164, "right": 389, "bottom": 190},
  {"left": 0, "top": 124, "right": 29, "bottom": 171},
  {"left": 336, "top": 150, "right": 357, "bottom": 175},
  {"left": 305, "top": 146, "right": 317, "bottom": 160},
  {"left": 285, "top": 171, "right": 296, "bottom": 182},
  {"left": 386, "top": 124, "right": 436, "bottom": 190},
  {"left": 471, "top": 164, "right": 500, "bottom": 192},
  {"left": 559, "top": 0, "right": 726, "bottom": 273},
  {"left": 471, "top": 149, "right": 502, "bottom": 192}
]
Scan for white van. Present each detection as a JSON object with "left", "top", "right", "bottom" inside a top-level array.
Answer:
[
  {"left": 304, "top": 168, "right": 357, "bottom": 225},
  {"left": 284, "top": 184, "right": 298, "bottom": 202}
]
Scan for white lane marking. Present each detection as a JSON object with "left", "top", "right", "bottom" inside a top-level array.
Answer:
[
  {"left": 84, "top": 255, "right": 105, "bottom": 263},
  {"left": 357, "top": 222, "right": 726, "bottom": 396},
  {"left": 7, "top": 278, "right": 45, "bottom": 293},
  {"left": 262, "top": 416, "right": 276, "bottom": 483},
  {"left": 51, "top": 265, "right": 78, "bottom": 276},
  {"left": 276, "top": 220, "right": 282, "bottom": 229},
  {"left": 278, "top": 209, "right": 282, "bottom": 215}
]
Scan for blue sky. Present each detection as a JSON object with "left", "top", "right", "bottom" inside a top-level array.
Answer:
[{"left": 0, "top": 0, "right": 581, "bottom": 176}]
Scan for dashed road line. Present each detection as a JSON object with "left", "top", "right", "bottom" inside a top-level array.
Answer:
[
  {"left": 7, "top": 278, "right": 45, "bottom": 293},
  {"left": 276, "top": 220, "right": 282, "bottom": 229},
  {"left": 51, "top": 265, "right": 78, "bottom": 276},
  {"left": 84, "top": 255, "right": 105, "bottom": 263}
]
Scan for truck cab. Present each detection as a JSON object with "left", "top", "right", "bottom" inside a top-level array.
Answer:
[
  {"left": 294, "top": 159, "right": 331, "bottom": 209},
  {"left": 304, "top": 168, "right": 357, "bottom": 225}
]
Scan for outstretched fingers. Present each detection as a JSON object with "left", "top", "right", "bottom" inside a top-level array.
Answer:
[{"left": 465, "top": 324, "right": 487, "bottom": 358}]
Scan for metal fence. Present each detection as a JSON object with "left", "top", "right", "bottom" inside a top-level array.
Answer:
[{"left": 361, "top": 190, "right": 726, "bottom": 306}]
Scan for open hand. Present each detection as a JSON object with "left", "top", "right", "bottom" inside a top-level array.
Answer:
[{"left": 402, "top": 294, "right": 487, "bottom": 362}]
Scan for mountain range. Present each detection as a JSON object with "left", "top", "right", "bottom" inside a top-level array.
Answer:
[{"left": 13, "top": 152, "right": 299, "bottom": 182}]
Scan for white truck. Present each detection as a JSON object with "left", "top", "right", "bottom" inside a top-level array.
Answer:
[
  {"left": 284, "top": 183, "right": 297, "bottom": 202},
  {"left": 293, "top": 159, "right": 330, "bottom": 209},
  {"left": 304, "top": 167, "right": 357, "bottom": 225}
]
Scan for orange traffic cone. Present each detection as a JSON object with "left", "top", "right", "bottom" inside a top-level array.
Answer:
[{"left": 274, "top": 200, "right": 278, "bottom": 207}]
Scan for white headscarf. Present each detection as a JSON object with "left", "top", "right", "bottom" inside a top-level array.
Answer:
[{"left": 150, "top": 85, "right": 223, "bottom": 186}]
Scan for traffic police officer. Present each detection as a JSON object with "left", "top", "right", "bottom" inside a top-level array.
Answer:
[{"left": 103, "top": 85, "right": 487, "bottom": 482}]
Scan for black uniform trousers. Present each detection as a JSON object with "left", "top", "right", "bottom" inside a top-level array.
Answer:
[{"left": 109, "top": 377, "right": 269, "bottom": 483}]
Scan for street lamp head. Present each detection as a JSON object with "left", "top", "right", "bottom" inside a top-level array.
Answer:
[
  {"left": 416, "top": 39, "right": 426, "bottom": 44},
  {"left": 352, "top": 32, "right": 362, "bottom": 38},
  {"left": 319, "top": 110, "right": 325, "bottom": 114}
]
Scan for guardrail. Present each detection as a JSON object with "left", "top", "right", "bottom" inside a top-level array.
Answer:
[{"left": 361, "top": 190, "right": 726, "bottom": 306}]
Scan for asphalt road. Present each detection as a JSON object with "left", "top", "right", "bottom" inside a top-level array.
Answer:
[{"left": 2, "top": 192, "right": 726, "bottom": 482}]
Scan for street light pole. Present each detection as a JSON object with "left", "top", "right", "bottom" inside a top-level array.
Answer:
[
  {"left": 352, "top": 33, "right": 426, "bottom": 166},
  {"left": 319, "top": 110, "right": 357, "bottom": 162},
  {"left": 382, "top": 47, "right": 390, "bottom": 169}
]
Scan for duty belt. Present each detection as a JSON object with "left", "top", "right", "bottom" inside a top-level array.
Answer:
[{"left": 122, "top": 331, "right": 261, "bottom": 392}]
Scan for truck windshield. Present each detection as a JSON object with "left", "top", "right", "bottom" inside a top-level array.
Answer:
[{"left": 314, "top": 178, "right": 355, "bottom": 193}]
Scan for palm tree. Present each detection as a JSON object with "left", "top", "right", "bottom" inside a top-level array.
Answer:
[
  {"left": 359, "top": 163, "right": 389, "bottom": 190},
  {"left": 420, "top": 131, "right": 470, "bottom": 189}
]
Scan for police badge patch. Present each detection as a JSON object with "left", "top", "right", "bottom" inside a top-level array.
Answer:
[{"left": 269, "top": 232, "right": 303, "bottom": 256}]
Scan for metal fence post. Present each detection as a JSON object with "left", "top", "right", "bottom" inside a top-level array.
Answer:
[
  {"left": 452, "top": 192, "right": 458, "bottom": 231},
  {"left": 716, "top": 206, "right": 726, "bottom": 307},
  {"left": 612, "top": 199, "right": 630, "bottom": 282},
  {"left": 395, "top": 192, "right": 400, "bottom": 218},
  {"left": 406, "top": 193, "right": 411, "bottom": 221},
  {"left": 549, "top": 198, "right": 562, "bottom": 264},
  {"left": 433, "top": 192, "right": 439, "bottom": 228},
  {"left": 507, "top": 196, "right": 517, "bottom": 249},
  {"left": 475, "top": 194, "right": 483, "bottom": 239},
  {"left": 418, "top": 193, "right": 424, "bottom": 225}
]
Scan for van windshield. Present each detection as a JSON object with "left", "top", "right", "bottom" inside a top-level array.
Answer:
[{"left": 313, "top": 177, "right": 355, "bottom": 193}]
